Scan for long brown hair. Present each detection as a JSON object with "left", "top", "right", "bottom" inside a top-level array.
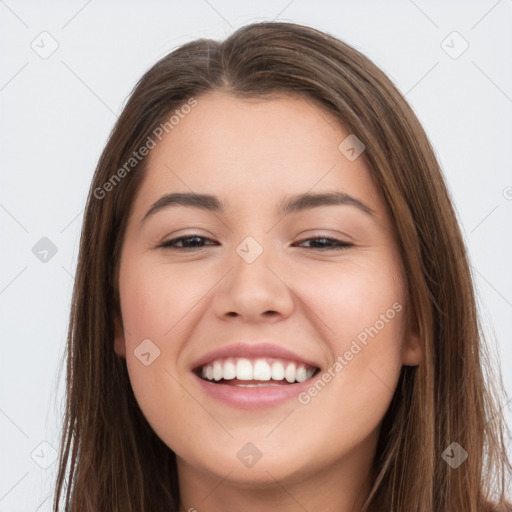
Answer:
[{"left": 53, "top": 21, "right": 512, "bottom": 511}]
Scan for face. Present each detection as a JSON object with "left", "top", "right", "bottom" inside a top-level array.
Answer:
[{"left": 114, "top": 90, "right": 422, "bottom": 503}]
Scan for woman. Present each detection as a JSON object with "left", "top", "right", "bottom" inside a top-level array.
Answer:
[{"left": 53, "top": 21, "right": 512, "bottom": 512}]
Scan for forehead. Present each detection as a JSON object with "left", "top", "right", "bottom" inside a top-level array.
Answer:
[
  {"left": 153, "top": 91, "right": 347, "bottom": 163},
  {"left": 132, "top": 90, "right": 383, "bottom": 218}
]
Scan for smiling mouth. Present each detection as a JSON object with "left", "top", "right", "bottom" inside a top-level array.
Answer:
[{"left": 194, "top": 357, "right": 321, "bottom": 387}]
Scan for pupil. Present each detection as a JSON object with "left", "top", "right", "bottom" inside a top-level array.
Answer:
[{"left": 184, "top": 237, "right": 203, "bottom": 247}]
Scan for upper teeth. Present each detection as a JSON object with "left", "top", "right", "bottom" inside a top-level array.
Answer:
[{"left": 200, "top": 358, "right": 316, "bottom": 383}]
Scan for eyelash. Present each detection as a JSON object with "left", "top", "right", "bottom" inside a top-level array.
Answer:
[{"left": 157, "top": 235, "right": 353, "bottom": 251}]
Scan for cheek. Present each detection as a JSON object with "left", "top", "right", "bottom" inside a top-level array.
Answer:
[
  {"left": 118, "top": 261, "right": 204, "bottom": 435},
  {"left": 298, "top": 256, "right": 406, "bottom": 351},
  {"left": 291, "top": 257, "right": 406, "bottom": 436},
  {"left": 119, "top": 260, "right": 208, "bottom": 341}
]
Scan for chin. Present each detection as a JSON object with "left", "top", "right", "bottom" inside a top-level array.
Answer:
[{"left": 186, "top": 445, "right": 314, "bottom": 487}]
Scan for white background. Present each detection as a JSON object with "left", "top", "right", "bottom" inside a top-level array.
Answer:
[{"left": 1, "top": 1, "right": 511, "bottom": 509}]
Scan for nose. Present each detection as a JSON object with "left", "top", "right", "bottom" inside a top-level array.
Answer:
[{"left": 212, "top": 247, "right": 295, "bottom": 323}]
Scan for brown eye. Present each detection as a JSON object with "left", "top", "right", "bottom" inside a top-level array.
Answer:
[
  {"left": 158, "top": 235, "right": 217, "bottom": 250},
  {"left": 294, "top": 237, "right": 353, "bottom": 251}
]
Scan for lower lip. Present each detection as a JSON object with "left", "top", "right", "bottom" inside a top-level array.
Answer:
[{"left": 193, "top": 373, "right": 315, "bottom": 409}]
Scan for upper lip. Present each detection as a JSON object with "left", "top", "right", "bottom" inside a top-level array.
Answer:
[{"left": 190, "top": 342, "right": 321, "bottom": 371}]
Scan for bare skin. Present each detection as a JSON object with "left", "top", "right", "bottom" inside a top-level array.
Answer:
[{"left": 113, "top": 90, "right": 423, "bottom": 512}]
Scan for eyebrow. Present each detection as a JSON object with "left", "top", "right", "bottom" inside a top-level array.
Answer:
[{"left": 140, "top": 191, "right": 375, "bottom": 224}]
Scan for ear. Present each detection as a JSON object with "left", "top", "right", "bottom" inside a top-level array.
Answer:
[
  {"left": 113, "top": 313, "right": 126, "bottom": 358},
  {"left": 402, "top": 314, "right": 423, "bottom": 366}
]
